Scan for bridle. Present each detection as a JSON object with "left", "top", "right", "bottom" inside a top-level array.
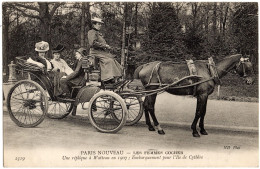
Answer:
[{"left": 235, "top": 57, "right": 250, "bottom": 77}]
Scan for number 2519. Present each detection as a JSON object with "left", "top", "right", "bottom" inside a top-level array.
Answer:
[{"left": 15, "top": 157, "right": 25, "bottom": 161}]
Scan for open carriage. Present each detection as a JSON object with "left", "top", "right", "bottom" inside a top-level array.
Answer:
[
  {"left": 7, "top": 56, "right": 143, "bottom": 133},
  {"left": 8, "top": 53, "right": 242, "bottom": 134}
]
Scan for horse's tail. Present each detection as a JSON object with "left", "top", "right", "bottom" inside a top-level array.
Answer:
[{"left": 133, "top": 64, "right": 144, "bottom": 79}]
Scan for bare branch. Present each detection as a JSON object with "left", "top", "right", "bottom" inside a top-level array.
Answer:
[
  {"left": 50, "top": 2, "right": 64, "bottom": 16},
  {"left": 12, "top": 2, "right": 40, "bottom": 13},
  {"left": 10, "top": 5, "right": 41, "bottom": 20}
]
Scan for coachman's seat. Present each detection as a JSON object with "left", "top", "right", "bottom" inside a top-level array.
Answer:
[{"left": 82, "top": 55, "right": 101, "bottom": 82}]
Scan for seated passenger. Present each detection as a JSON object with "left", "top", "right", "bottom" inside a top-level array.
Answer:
[
  {"left": 27, "top": 41, "right": 53, "bottom": 71},
  {"left": 50, "top": 44, "right": 73, "bottom": 76},
  {"left": 26, "top": 41, "right": 54, "bottom": 92},
  {"left": 59, "top": 48, "right": 87, "bottom": 98},
  {"left": 88, "top": 17, "right": 123, "bottom": 84}
]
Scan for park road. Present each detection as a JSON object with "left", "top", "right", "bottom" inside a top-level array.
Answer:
[{"left": 3, "top": 109, "right": 258, "bottom": 167}]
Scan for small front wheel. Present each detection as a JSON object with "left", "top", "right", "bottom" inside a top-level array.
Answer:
[
  {"left": 120, "top": 89, "right": 144, "bottom": 126},
  {"left": 7, "top": 80, "right": 48, "bottom": 127},
  {"left": 88, "top": 91, "right": 127, "bottom": 133}
]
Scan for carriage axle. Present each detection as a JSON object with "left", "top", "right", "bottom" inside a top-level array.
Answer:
[{"left": 23, "top": 99, "right": 37, "bottom": 109}]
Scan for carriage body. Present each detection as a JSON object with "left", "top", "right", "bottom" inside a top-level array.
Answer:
[{"left": 7, "top": 56, "right": 144, "bottom": 133}]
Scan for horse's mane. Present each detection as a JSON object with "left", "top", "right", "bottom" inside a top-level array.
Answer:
[{"left": 223, "top": 54, "right": 242, "bottom": 59}]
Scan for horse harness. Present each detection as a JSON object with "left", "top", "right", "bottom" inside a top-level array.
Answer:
[{"left": 145, "top": 57, "right": 221, "bottom": 91}]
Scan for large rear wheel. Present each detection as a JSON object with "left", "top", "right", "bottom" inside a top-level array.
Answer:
[
  {"left": 88, "top": 91, "right": 127, "bottom": 133},
  {"left": 7, "top": 80, "right": 48, "bottom": 127}
]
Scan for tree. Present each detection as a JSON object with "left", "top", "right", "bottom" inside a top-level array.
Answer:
[
  {"left": 9, "top": 2, "right": 63, "bottom": 58},
  {"left": 145, "top": 2, "right": 186, "bottom": 61},
  {"left": 2, "top": 4, "right": 11, "bottom": 73},
  {"left": 80, "top": 2, "right": 86, "bottom": 47},
  {"left": 233, "top": 3, "right": 258, "bottom": 70}
]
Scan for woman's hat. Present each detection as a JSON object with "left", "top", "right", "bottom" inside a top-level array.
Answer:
[
  {"left": 35, "top": 41, "right": 49, "bottom": 52},
  {"left": 52, "top": 44, "right": 64, "bottom": 53},
  {"left": 76, "top": 47, "right": 88, "bottom": 56},
  {"left": 91, "top": 17, "right": 104, "bottom": 24}
]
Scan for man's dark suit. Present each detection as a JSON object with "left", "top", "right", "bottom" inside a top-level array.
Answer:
[{"left": 59, "top": 58, "right": 86, "bottom": 95}]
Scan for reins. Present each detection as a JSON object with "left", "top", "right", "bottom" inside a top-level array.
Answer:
[
  {"left": 122, "top": 75, "right": 214, "bottom": 97},
  {"left": 126, "top": 57, "right": 251, "bottom": 97}
]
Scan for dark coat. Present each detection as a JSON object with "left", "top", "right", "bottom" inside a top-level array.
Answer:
[
  {"left": 65, "top": 58, "right": 85, "bottom": 86},
  {"left": 87, "top": 29, "right": 122, "bottom": 81},
  {"left": 31, "top": 55, "right": 53, "bottom": 70}
]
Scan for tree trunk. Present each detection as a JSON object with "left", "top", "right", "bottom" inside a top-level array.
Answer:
[
  {"left": 222, "top": 5, "right": 229, "bottom": 38},
  {"left": 2, "top": 4, "right": 10, "bottom": 74},
  {"left": 205, "top": 10, "right": 209, "bottom": 37},
  {"left": 80, "top": 2, "right": 86, "bottom": 47},
  {"left": 39, "top": 18, "right": 52, "bottom": 58},
  {"left": 219, "top": 3, "right": 224, "bottom": 34},
  {"left": 135, "top": 3, "right": 138, "bottom": 37},
  {"left": 85, "top": 2, "right": 91, "bottom": 53},
  {"left": 38, "top": 2, "right": 59, "bottom": 58},
  {"left": 212, "top": 3, "right": 217, "bottom": 39},
  {"left": 191, "top": 3, "right": 198, "bottom": 30},
  {"left": 121, "top": 3, "right": 128, "bottom": 76}
]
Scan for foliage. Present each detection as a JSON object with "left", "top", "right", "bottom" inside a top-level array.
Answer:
[
  {"left": 144, "top": 3, "right": 186, "bottom": 61},
  {"left": 2, "top": 2, "right": 258, "bottom": 71},
  {"left": 232, "top": 3, "right": 258, "bottom": 55}
]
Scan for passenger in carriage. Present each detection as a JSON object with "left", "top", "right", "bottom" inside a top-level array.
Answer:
[
  {"left": 50, "top": 44, "right": 74, "bottom": 96},
  {"left": 28, "top": 41, "right": 53, "bottom": 71},
  {"left": 50, "top": 44, "right": 73, "bottom": 76},
  {"left": 59, "top": 48, "right": 87, "bottom": 98},
  {"left": 88, "top": 17, "right": 123, "bottom": 85},
  {"left": 26, "top": 41, "right": 56, "bottom": 93},
  {"left": 27, "top": 42, "right": 74, "bottom": 96}
]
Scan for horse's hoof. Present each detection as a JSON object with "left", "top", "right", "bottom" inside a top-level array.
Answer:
[
  {"left": 192, "top": 132, "right": 200, "bottom": 137},
  {"left": 71, "top": 110, "right": 76, "bottom": 116},
  {"left": 158, "top": 130, "right": 165, "bottom": 135},
  {"left": 148, "top": 126, "right": 155, "bottom": 131},
  {"left": 200, "top": 130, "right": 208, "bottom": 135}
]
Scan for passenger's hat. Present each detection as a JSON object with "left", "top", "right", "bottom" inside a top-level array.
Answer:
[
  {"left": 76, "top": 47, "right": 88, "bottom": 56},
  {"left": 52, "top": 44, "right": 64, "bottom": 53},
  {"left": 35, "top": 41, "right": 49, "bottom": 52},
  {"left": 91, "top": 17, "right": 104, "bottom": 24}
]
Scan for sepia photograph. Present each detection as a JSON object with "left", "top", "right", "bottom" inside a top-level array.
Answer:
[{"left": 2, "top": 1, "right": 259, "bottom": 167}]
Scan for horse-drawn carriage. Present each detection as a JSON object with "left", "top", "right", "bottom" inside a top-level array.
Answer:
[{"left": 7, "top": 54, "right": 254, "bottom": 136}]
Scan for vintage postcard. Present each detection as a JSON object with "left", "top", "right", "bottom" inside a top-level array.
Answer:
[{"left": 2, "top": 1, "right": 259, "bottom": 167}]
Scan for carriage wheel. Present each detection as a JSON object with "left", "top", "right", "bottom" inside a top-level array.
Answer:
[
  {"left": 88, "top": 91, "right": 127, "bottom": 133},
  {"left": 120, "top": 89, "right": 144, "bottom": 126},
  {"left": 45, "top": 99, "right": 73, "bottom": 119},
  {"left": 7, "top": 80, "right": 48, "bottom": 127}
]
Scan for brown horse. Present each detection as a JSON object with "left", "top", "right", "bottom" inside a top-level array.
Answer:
[{"left": 133, "top": 54, "right": 254, "bottom": 137}]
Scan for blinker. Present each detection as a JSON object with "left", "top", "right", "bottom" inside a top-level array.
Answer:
[{"left": 240, "top": 57, "right": 249, "bottom": 63}]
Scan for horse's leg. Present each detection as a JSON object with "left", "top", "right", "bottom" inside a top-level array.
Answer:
[
  {"left": 144, "top": 96, "right": 155, "bottom": 131},
  {"left": 191, "top": 94, "right": 208, "bottom": 137},
  {"left": 146, "top": 94, "right": 165, "bottom": 135},
  {"left": 199, "top": 96, "right": 208, "bottom": 135}
]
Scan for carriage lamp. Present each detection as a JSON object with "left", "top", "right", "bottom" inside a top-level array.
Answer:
[{"left": 8, "top": 61, "right": 17, "bottom": 83}]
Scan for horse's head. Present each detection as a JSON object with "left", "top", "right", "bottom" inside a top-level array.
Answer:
[{"left": 235, "top": 57, "right": 255, "bottom": 85}]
